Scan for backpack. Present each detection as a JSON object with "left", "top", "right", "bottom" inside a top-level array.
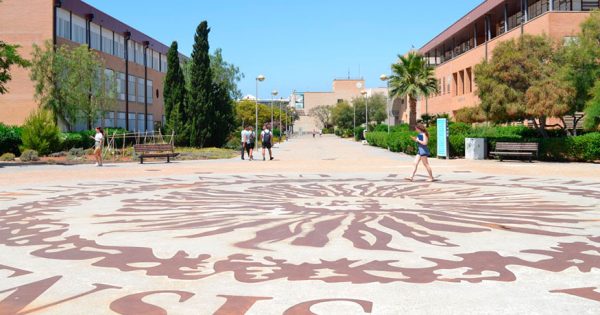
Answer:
[
  {"left": 263, "top": 130, "right": 271, "bottom": 143},
  {"left": 249, "top": 131, "right": 256, "bottom": 142}
]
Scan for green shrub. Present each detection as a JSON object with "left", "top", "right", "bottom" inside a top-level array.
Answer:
[
  {"left": 0, "top": 152, "right": 16, "bottom": 161},
  {"left": 539, "top": 133, "right": 600, "bottom": 161},
  {"left": 224, "top": 136, "right": 241, "bottom": 150},
  {"left": 20, "top": 149, "right": 39, "bottom": 162},
  {"left": 21, "top": 109, "right": 60, "bottom": 156},
  {"left": 322, "top": 127, "right": 334, "bottom": 134},
  {"left": 354, "top": 126, "right": 366, "bottom": 141},
  {"left": 0, "top": 123, "right": 23, "bottom": 155}
]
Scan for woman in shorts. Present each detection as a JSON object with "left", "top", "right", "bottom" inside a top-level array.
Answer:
[
  {"left": 90, "top": 127, "right": 104, "bottom": 167},
  {"left": 405, "top": 124, "right": 434, "bottom": 182}
]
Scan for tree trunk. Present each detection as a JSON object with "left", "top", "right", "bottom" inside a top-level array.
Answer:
[
  {"left": 538, "top": 116, "right": 549, "bottom": 139},
  {"left": 409, "top": 97, "right": 417, "bottom": 130}
]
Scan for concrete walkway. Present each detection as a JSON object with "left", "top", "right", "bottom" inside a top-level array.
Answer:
[{"left": 0, "top": 135, "right": 599, "bottom": 314}]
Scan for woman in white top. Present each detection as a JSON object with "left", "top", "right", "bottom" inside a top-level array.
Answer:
[{"left": 90, "top": 127, "right": 104, "bottom": 167}]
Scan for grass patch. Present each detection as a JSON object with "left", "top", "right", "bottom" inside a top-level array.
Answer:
[{"left": 175, "top": 147, "right": 238, "bottom": 160}]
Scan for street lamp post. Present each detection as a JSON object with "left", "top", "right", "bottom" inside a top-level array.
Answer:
[
  {"left": 380, "top": 74, "right": 391, "bottom": 150},
  {"left": 271, "top": 90, "right": 278, "bottom": 135},
  {"left": 278, "top": 97, "right": 283, "bottom": 144},
  {"left": 255, "top": 75, "right": 265, "bottom": 137},
  {"left": 361, "top": 90, "right": 368, "bottom": 134}
]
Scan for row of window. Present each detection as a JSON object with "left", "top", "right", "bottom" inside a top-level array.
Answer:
[
  {"left": 437, "top": 67, "right": 473, "bottom": 97},
  {"left": 97, "top": 112, "right": 155, "bottom": 132},
  {"left": 104, "top": 69, "right": 154, "bottom": 104},
  {"left": 56, "top": 8, "right": 167, "bottom": 73}
]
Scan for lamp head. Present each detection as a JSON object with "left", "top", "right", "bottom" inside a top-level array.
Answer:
[
  {"left": 361, "top": 90, "right": 368, "bottom": 96},
  {"left": 272, "top": 90, "right": 278, "bottom": 96},
  {"left": 380, "top": 74, "right": 389, "bottom": 81},
  {"left": 257, "top": 75, "right": 265, "bottom": 82}
]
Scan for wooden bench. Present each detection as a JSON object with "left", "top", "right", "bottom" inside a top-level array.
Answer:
[
  {"left": 490, "top": 142, "right": 539, "bottom": 162},
  {"left": 133, "top": 144, "right": 179, "bottom": 164}
]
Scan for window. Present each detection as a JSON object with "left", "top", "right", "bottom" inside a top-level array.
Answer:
[
  {"left": 90, "top": 23, "right": 101, "bottom": 50},
  {"left": 147, "top": 80, "right": 153, "bottom": 104},
  {"left": 104, "top": 69, "right": 114, "bottom": 94},
  {"left": 114, "top": 34, "right": 125, "bottom": 59},
  {"left": 135, "top": 42, "right": 144, "bottom": 66},
  {"left": 128, "top": 75, "right": 136, "bottom": 102},
  {"left": 160, "top": 55, "right": 167, "bottom": 73},
  {"left": 117, "top": 112, "right": 126, "bottom": 129},
  {"left": 101, "top": 28, "right": 113, "bottom": 55},
  {"left": 117, "top": 72, "right": 125, "bottom": 100},
  {"left": 104, "top": 112, "right": 114, "bottom": 128},
  {"left": 146, "top": 49, "right": 153, "bottom": 68},
  {"left": 153, "top": 51, "right": 160, "bottom": 71},
  {"left": 128, "top": 113, "right": 136, "bottom": 131},
  {"left": 71, "top": 15, "right": 86, "bottom": 44},
  {"left": 137, "top": 77, "right": 145, "bottom": 103},
  {"left": 148, "top": 114, "right": 154, "bottom": 131},
  {"left": 56, "top": 8, "right": 71, "bottom": 39},
  {"left": 127, "top": 40, "right": 134, "bottom": 61},
  {"left": 137, "top": 113, "right": 145, "bottom": 132}
]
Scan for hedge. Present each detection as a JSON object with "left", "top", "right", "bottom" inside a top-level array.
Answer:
[
  {"left": 365, "top": 124, "right": 600, "bottom": 162},
  {"left": 0, "top": 123, "right": 22, "bottom": 155}
]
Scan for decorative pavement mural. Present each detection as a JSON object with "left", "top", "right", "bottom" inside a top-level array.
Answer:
[{"left": 0, "top": 173, "right": 599, "bottom": 314}]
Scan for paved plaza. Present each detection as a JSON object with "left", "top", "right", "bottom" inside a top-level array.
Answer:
[{"left": 0, "top": 135, "right": 599, "bottom": 314}]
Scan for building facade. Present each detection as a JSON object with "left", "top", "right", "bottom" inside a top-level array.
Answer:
[
  {"left": 411, "top": 0, "right": 599, "bottom": 120},
  {"left": 0, "top": 0, "right": 178, "bottom": 131}
]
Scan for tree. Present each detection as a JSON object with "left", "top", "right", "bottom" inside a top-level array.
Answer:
[
  {"left": 389, "top": 52, "right": 438, "bottom": 130},
  {"left": 235, "top": 99, "right": 287, "bottom": 130},
  {"left": 0, "top": 41, "right": 30, "bottom": 94},
  {"left": 163, "top": 41, "right": 187, "bottom": 142},
  {"left": 187, "top": 21, "right": 214, "bottom": 147},
  {"left": 331, "top": 101, "right": 354, "bottom": 130},
  {"left": 308, "top": 105, "right": 333, "bottom": 129},
  {"left": 30, "top": 41, "right": 116, "bottom": 131},
  {"left": 474, "top": 35, "right": 572, "bottom": 137},
  {"left": 211, "top": 48, "right": 244, "bottom": 100},
  {"left": 555, "top": 11, "right": 600, "bottom": 134},
  {"left": 351, "top": 94, "right": 388, "bottom": 126}
]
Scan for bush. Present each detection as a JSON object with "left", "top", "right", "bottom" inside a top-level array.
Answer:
[
  {"left": 21, "top": 109, "right": 60, "bottom": 156},
  {"left": 0, "top": 152, "right": 16, "bottom": 161},
  {"left": 224, "top": 136, "right": 241, "bottom": 150},
  {"left": 354, "top": 126, "right": 366, "bottom": 141},
  {"left": 322, "top": 127, "right": 334, "bottom": 134},
  {"left": 0, "top": 123, "right": 23, "bottom": 155},
  {"left": 539, "top": 132, "right": 600, "bottom": 161},
  {"left": 19, "top": 149, "right": 39, "bottom": 162}
]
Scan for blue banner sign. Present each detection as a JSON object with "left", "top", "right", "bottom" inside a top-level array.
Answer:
[{"left": 437, "top": 118, "right": 448, "bottom": 158}]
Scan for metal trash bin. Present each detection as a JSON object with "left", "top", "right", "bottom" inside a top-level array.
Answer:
[{"left": 465, "top": 138, "right": 486, "bottom": 160}]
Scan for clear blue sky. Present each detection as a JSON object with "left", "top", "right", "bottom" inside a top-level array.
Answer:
[{"left": 85, "top": 0, "right": 482, "bottom": 98}]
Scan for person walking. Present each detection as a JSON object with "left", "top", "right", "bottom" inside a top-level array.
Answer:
[
  {"left": 261, "top": 123, "right": 274, "bottom": 161},
  {"left": 90, "top": 126, "right": 104, "bottom": 167},
  {"left": 405, "top": 124, "right": 434, "bottom": 182},
  {"left": 245, "top": 126, "right": 256, "bottom": 161},
  {"left": 241, "top": 126, "right": 248, "bottom": 160}
]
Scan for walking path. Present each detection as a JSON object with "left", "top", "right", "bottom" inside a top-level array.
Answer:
[{"left": 0, "top": 135, "right": 599, "bottom": 314}]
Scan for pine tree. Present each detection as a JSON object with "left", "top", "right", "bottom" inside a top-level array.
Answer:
[
  {"left": 187, "top": 21, "right": 213, "bottom": 148},
  {"left": 163, "top": 41, "right": 187, "bottom": 143}
]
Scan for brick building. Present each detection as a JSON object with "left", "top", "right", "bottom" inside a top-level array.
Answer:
[
  {"left": 406, "top": 0, "right": 600, "bottom": 121},
  {"left": 0, "top": 0, "right": 181, "bottom": 131}
]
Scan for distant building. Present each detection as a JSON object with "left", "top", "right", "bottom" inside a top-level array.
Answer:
[
  {"left": 408, "top": 0, "right": 600, "bottom": 121},
  {"left": 293, "top": 78, "right": 404, "bottom": 132},
  {"left": 0, "top": 0, "right": 185, "bottom": 131}
]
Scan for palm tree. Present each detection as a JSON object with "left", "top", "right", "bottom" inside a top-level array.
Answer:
[{"left": 389, "top": 52, "right": 439, "bottom": 129}]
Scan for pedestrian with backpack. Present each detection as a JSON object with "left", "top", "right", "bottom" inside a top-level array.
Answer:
[
  {"left": 261, "top": 123, "right": 274, "bottom": 161},
  {"left": 245, "top": 126, "right": 256, "bottom": 161},
  {"left": 241, "top": 126, "right": 249, "bottom": 160}
]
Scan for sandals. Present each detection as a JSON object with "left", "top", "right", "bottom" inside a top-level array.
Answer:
[{"left": 404, "top": 177, "right": 413, "bottom": 181}]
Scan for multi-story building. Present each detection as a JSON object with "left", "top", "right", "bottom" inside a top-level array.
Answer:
[
  {"left": 410, "top": 0, "right": 600, "bottom": 120},
  {"left": 0, "top": 0, "right": 181, "bottom": 131}
]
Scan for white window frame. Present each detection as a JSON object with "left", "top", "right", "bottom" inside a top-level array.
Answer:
[
  {"left": 128, "top": 75, "right": 136, "bottom": 102},
  {"left": 137, "top": 77, "right": 145, "bottom": 103},
  {"left": 114, "top": 33, "right": 125, "bottom": 59},
  {"left": 146, "top": 80, "right": 153, "bottom": 104}
]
